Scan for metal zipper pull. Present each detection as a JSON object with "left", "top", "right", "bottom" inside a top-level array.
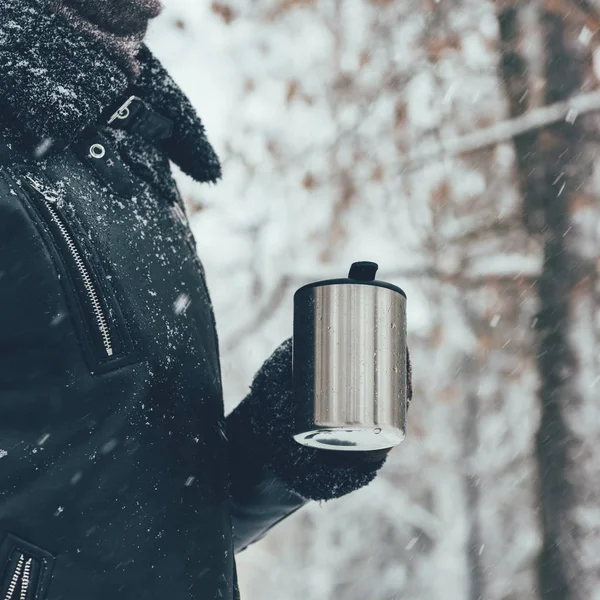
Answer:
[
  {"left": 24, "top": 174, "right": 60, "bottom": 204},
  {"left": 107, "top": 95, "right": 139, "bottom": 124}
]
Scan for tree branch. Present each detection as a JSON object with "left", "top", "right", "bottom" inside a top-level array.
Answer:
[
  {"left": 398, "top": 90, "right": 600, "bottom": 172},
  {"left": 222, "top": 264, "right": 539, "bottom": 351}
]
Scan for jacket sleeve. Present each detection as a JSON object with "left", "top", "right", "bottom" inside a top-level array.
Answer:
[
  {"left": 226, "top": 434, "right": 306, "bottom": 554},
  {"left": 225, "top": 339, "right": 411, "bottom": 553}
]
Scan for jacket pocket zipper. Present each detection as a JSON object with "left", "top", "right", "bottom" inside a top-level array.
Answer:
[
  {"left": 0, "top": 533, "right": 55, "bottom": 600},
  {"left": 23, "top": 173, "right": 114, "bottom": 358},
  {"left": 3, "top": 554, "right": 32, "bottom": 600}
]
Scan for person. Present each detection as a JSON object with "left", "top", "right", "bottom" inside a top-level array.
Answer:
[{"left": 0, "top": 1, "right": 412, "bottom": 598}]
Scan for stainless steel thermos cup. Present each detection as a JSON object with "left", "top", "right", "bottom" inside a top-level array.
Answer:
[{"left": 292, "top": 261, "right": 408, "bottom": 452}]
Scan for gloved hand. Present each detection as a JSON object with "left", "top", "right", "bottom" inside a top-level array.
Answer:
[{"left": 226, "top": 338, "right": 413, "bottom": 501}]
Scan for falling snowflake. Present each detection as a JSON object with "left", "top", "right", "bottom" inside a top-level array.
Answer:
[
  {"left": 578, "top": 26, "right": 593, "bottom": 47},
  {"left": 100, "top": 438, "right": 118, "bottom": 454},
  {"left": 0, "top": 450, "right": 7, "bottom": 459},
  {"left": 173, "top": 293, "right": 191, "bottom": 314},
  {"left": 50, "top": 312, "right": 66, "bottom": 326},
  {"left": 565, "top": 109, "right": 578, "bottom": 124}
]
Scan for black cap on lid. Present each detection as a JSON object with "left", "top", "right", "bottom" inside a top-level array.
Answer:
[
  {"left": 348, "top": 261, "right": 378, "bottom": 282},
  {"left": 293, "top": 261, "right": 406, "bottom": 298}
]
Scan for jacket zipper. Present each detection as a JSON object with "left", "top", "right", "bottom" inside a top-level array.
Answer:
[
  {"left": 3, "top": 554, "right": 33, "bottom": 600},
  {"left": 23, "top": 173, "right": 114, "bottom": 357}
]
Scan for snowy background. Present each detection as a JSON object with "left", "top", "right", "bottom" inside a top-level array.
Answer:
[{"left": 147, "top": 1, "right": 600, "bottom": 599}]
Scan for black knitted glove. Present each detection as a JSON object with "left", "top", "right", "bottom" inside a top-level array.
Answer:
[{"left": 226, "top": 339, "right": 413, "bottom": 502}]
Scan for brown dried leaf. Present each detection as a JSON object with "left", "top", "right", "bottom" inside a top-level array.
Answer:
[
  {"left": 394, "top": 102, "right": 407, "bottom": 131},
  {"left": 430, "top": 324, "right": 443, "bottom": 347},
  {"left": 286, "top": 80, "right": 299, "bottom": 104},
  {"left": 211, "top": 2, "right": 236, "bottom": 25},
  {"left": 302, "top": 172, "right": 318, "bottom": 190},
  {"left": 359, "top": 50, "right": 371, "bottom": 69},
  {"left": 267, "top": 0, "right": 316, "bottom": 20},
  {"left": 266, "top": 139, "right": 281, "bottom": 159},
  {"left": 569, "top": 192, "right": 596, "bottom": 211},
  {"left": 430, "top": 180, "right": 451, "bottom": 207},
  {"left": 301, "top": 93, "right": 315, "bottom": 106},
  {"left": 438, "top": 385, "right": 460, "bottom": 404},
  {"left": 478, "top": 332, "right": 495, "bottom": 352},
  {"left": 370, "top": 164, "right": 385, "bottom": 182},
  {"left": 427, "top": 34, "right": 461, "bottom": 60}
]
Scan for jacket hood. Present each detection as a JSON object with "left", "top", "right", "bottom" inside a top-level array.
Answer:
[{"left": 0, "top": 0, "right": 221, "bottom": 183}]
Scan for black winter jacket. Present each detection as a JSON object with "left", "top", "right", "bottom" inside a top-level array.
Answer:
[{"left": 0, "top": 2, "right": 394, "bottom": 599}]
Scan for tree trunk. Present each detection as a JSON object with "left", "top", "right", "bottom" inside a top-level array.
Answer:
[{"left": 498, "top": 2, "right": 600, "bottom": 598}]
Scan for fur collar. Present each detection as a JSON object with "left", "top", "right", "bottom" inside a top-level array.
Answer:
[{"left": 0, "top": 0, "right": 221, "bottom": 183}]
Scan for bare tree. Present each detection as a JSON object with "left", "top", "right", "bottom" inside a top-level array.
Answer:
[{"left": 497, "top": 1, "right": 600, "bottom": 598}]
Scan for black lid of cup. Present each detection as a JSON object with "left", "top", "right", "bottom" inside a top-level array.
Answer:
[{"left": 294, "top": 261, "right": 407, "bottom": 299}]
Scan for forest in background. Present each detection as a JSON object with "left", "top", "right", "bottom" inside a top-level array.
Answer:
[{"left": 148, "top": 1, "right": 600, "bottom": 598}]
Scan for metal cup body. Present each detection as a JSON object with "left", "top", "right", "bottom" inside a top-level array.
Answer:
[{"left": 293, "top": 282, "right": 407, "bottom": 451}]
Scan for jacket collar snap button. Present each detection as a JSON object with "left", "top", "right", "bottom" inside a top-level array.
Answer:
[{"left": 89, "top": 143, "right": 106, "bottom": 159}]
